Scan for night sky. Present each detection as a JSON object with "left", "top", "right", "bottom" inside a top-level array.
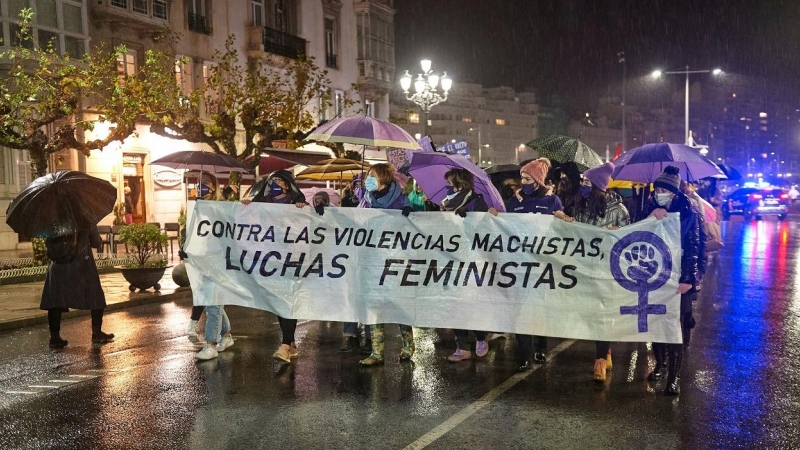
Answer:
[{"left": 395, "top": 0, "right": 800, "bottom": 108}]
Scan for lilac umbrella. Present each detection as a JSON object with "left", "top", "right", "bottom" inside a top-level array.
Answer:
[
  {"left": 611, "top": 143, "right": 726, "bottom": 183},
  {"left": 407, "top": 152, "right": 506, "bottom": 212},
  {"left": 307, "top": 115, "right": 421, "bottom": 149}
]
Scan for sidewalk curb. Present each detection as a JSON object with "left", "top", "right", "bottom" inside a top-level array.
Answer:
[{"left": 0, "top": 288, "right": 194, "bottom": 332}]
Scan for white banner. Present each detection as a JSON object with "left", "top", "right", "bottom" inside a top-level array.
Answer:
[{"left": 185, "top": 202, "right": 683, "bottom": 343}]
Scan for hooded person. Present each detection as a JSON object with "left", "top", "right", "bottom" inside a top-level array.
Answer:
[
  {"left": 241, "top": 170, "right": 309, "bottom": 363},
  {"left": 645, "top": 165, "right": 703, "bottom": 396},
  {"left": 504, "top": 158, "right": 563, "bottom": 371},
  {"left": 556, "top": 161, "right": 630, "bottom": 382}
]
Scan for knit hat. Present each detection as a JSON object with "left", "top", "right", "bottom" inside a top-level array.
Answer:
[
  {"left": 521, "top": 158, "right": 550, "bottom": 186},
  {"left": 653, "top": 166, "right": 681, "bottom": 194},
  {"left": 312, "top": 191, "right": 330, "bottom": 206},
  {"left": 583, "top": 162, "right": 615, "bottom": 192}
]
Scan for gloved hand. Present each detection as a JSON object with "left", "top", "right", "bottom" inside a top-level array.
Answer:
[
  {"left": 178, "top": 249, "right": 188, "bottom": 260},
  {"left": 314, "top": 203, "right": 325, "bottom": 216},
  {"left": 401, "top": 206, "right": 413, "bottom": 217},
  {"left": 455, "top": 207, "right": 467, "bottom": 218}
]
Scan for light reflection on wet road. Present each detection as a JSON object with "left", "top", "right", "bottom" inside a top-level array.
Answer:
[{"left": 0, "top": 218, "right": 799, "bottom": 449}]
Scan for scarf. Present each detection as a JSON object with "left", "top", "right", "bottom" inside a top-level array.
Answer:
[
  {"left": 441, "top": 190, "right": 474, "bottom": 211},
  {"left": 365, "top": 181, "right": 402, "bottom": 209}
]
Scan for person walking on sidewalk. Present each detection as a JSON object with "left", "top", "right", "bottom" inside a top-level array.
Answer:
[{"left": 41, "top": 219, "right": 114, "bottom": 348}]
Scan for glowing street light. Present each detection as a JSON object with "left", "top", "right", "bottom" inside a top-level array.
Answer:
[
  {"left": 400, "top": 59, "right": 452, "bottom": 137},
  {"left": 650, "top": 66, "right": 724, "bottom": 145}
]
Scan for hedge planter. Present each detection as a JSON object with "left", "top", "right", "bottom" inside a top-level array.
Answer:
[{"left": 117, "top": 266, "right": 169, "bottom": 292}]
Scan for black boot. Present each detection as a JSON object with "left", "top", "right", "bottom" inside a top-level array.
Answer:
[
  {"left": 339, "top": 336, "right": 360, "bottom": 352},
  {"left": 49, "top": 336, "right": 68, "bottom": 349},
  {"left": 647, "top": 344, "right": 668, "bottom": 381},
  {"left": 664, "top": 351, "right": 682, "bottom": 396},
  {"left": 92, "top": 331, "right": 115, "bottom": 343}
]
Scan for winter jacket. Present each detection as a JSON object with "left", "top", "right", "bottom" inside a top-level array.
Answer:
[
  {"left": 40, "top": 225, "right": 106, "bottom": 311},
  {"left": 506, "top": 190, "right": 563, "bottom": 215},
  {"left": 646, "top": 192, "right": 702, "bottom": 287},
  {"left": 573, "top": 191, "right": 631, "bottom": 228},
  {"left": 440, "top": 190, "right": 489, "bottom": 213}
]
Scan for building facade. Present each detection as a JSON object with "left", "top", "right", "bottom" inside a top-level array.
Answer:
[
  {"left": 0, "top": 0, "right": 395, "bottom": 250},
  {"left": 390, "top": 83, "right": 539, "bottom": 166}
]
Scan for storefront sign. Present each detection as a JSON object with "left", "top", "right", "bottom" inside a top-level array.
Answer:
[
  {"left": 123, "top": 154, "right": 143, "bottom": 164},
  {"left": 153, "top": 170, "right": 183, "bottom": 188}
]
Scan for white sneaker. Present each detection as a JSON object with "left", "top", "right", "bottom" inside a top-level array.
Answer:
[
  {"left": 186, "top": 320, "right": 198, "bottom": 338},
  {"left": 196, "top": 343, "right": 218, "bottom": 360},
  {"left": 216, "top": 334, "right": 234, "bottom": 352}
]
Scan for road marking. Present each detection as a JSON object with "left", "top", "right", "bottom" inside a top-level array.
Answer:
[{"left": 402, "top": 339, "right": 576, "bottom": 450}]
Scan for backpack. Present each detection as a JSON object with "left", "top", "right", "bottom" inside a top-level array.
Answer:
[{"left": 46, "top": 233, "right": 79, "bottom": 264}]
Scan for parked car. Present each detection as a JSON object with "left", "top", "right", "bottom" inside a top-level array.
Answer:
[{"left": 722, "top": 186, "right": 788, "bottom": 220}]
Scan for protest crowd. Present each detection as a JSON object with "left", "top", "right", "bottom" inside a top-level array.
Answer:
[{"left": 182, "top": 146, "right": 716, "bottom": 399}]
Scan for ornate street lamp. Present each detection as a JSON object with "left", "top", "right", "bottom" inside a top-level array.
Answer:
[{"left": 400, "top": 59, "right": 452, "bottom": 137}]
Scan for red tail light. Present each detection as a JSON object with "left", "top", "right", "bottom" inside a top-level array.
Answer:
[{"left": 781, "top": 194, "right": 789, "bottom": 200}]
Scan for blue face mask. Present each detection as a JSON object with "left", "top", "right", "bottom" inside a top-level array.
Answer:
[
  {"left": 521, "top": 184, "right": 536, "bottom": 195},
  {"left": 580, "top": 185, "right": 593, "bottom": 198},
  {"left": 269, "top": 181, "right": 284, "bottom": 196},
  {"left": 365, "top": 176, "right": 379, "bottom": 192},
  {"left": 199, "top": 184, "right": 214, "bottom": 198}
]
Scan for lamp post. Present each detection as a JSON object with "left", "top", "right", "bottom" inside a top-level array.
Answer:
[
  {"left": 400, "top": 59, "right": 452, "bottom": 137},
  {"left": 651, "top": 66, "right": 723, "bottom": 145},
  {"left": 516, "top": 144, "right": 526, "bottom": 164}
]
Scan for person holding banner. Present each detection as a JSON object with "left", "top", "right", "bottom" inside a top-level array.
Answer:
[
  {"left": 356, "top": 163, "right": 415, "bottom": 366},
  {"left": 191, "top": 173, "right": 238, "bottom": 360},
  {"left": 242, "top": 170, "right": 309, "bottom": 363},
  {"left": 495, "top": 158, "right": 563, "bottom": 371},
  {"left": 437, "top": 168, "right": 492, "bottom": 363},
  {"left": 556, "top": 162, "right": 631, "bottom": 382},
  {"left": 645, "top": 166, "right": 702, "bottom": 396}
]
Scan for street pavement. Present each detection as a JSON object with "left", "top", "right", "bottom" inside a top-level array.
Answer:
[{"left": 0, "top": 217, "right": 799, "bottom": 449}]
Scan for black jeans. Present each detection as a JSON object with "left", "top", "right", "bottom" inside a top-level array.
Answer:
[
  {"left": 595, "top": 341, "right": 610, "bottom": 359},
  {"left": 48, "top": 309, "right": 104, "bottom": 336},
  {"left": 277, "top": 316, "right": 297, "bottom": 345},
  {"left": 190, "top": 306, "right": 205, "bottom": 321},
  {"left": 516, "top": 334, "right": 547, "bottom": 361},
  {"left": 453, "top": 329, "right": 487, "bottom": 349}
]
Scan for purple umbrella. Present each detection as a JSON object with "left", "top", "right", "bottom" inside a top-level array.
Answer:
[
  {"left": 611, "top": 143, "right": 725, "bottom": 183},
  {"left": 407, "top": 152, "right": 506, "bottom": 212},
  {"left": 307, "top": 115, "right": 421, "bottom": 149}
]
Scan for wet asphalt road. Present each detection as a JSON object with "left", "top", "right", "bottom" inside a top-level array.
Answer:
[{"left": 1, "top": 217, "right": 799, "bottom": 449}]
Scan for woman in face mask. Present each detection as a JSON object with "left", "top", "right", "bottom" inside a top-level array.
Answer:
[
  {"left": 645, "top": 165, "right": 702, "bottom": 396},
  {"left": 436, "top": 168, "right": 492, "bottom": 363},
  {"left": 500, "top": 158, "right": 563, "bottom": 371},
  {"left": 190, "top": 173, "right": 236, "bottom": 361},
  {"left": 553, "top": 162, "right": 582, "bottom": 216},
  {"left": 356, "top": 163, "right": 415, "bottom": 366},
  {"left": 556, "top": 162, "right": 630, "bottom": 382},
  {"left": 241, "top": 169, "right": 309, "bottom": 363}
]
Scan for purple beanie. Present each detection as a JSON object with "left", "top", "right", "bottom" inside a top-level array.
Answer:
[{"left": 583, "top": 162, "right": 615, "bottom": 192}]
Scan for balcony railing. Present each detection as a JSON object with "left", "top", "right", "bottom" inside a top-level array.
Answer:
[
  {"left": 188, "top": 13, "right": 212, "bottom": 34},
  {"left": 326, "top": 53, "right": 338, "bottom": 69},
  {"left": 262, "top": 26, "right": 306, "bottom": 59}
]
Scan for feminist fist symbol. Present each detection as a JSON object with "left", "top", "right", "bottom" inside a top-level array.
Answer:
[
  {"left": 625, "top": 244, "right": 658, "bottom": 282},
  {"left": 610, "top": 232, "right": 672, "bottom": 333}
]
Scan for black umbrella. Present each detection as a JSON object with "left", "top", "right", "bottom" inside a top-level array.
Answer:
[
  {"left": 6, "top": 171, "right": 117, "bottom": 238},
  {"left": 717, "top": 164, "right": 742, "bottom": 181},
  {"left": 484, "top": 164, "right": 521, "bottom": 192},
  {"left": 150, "top": 151, "right": 251, "bottom": 173}
]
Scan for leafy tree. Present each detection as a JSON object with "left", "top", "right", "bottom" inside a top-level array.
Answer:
[
  {"left": 150, "top": 35, "right": 361, "bottom": 177},
  {"left": 0, "top": 10, "right": 178, "bottom": 177}
]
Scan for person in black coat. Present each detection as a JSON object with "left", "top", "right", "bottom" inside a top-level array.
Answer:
[
  {"left": 645, "top": 166, "right": 702, "bottom": 396},
  {"left": 41, "top": 219, "right": 114, "bottom": 348},
  {"left": 438, "top": 168, "right": 491, "bottom": 363},
  {"left": 242, "top": 170, "right": 308, "bottom": 363}
]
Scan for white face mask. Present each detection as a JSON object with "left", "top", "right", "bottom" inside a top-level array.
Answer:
[{"left": 656, "top": 192, "right": 673, "bottom": 206}]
